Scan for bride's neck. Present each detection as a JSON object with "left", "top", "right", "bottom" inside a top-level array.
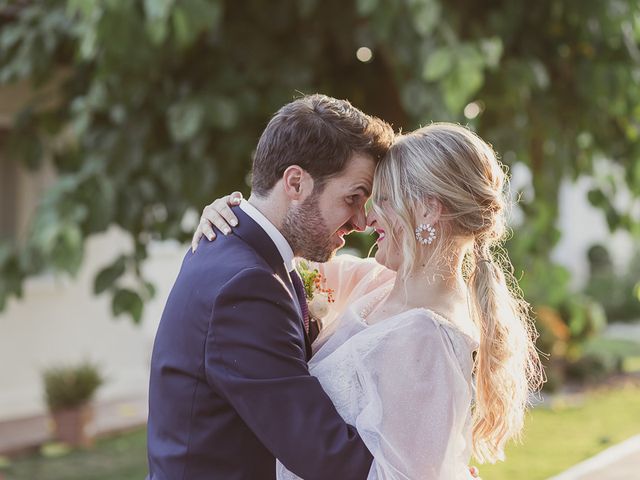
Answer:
[{"left": 387, "top": 248, "right": 468, "bottom": 313}]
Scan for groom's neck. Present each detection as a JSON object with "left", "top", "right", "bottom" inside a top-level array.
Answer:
[{"left": 247, "top": 193, "right": 286, "bottom": 231}]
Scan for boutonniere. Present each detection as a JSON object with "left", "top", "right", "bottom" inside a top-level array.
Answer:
[{"left": 296, "top": 260, "right": 335, "bottom": 321}]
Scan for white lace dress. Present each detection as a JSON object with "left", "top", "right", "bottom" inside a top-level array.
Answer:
[{"left": 276, "top": 255, "right": 479, "bottom": 480}]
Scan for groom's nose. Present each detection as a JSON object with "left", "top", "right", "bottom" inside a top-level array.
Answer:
[{"left": 350, "top": 208, "right": 367, "bottom": 232}]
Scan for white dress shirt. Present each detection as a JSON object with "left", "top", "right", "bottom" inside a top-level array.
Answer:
[{"left": 239, "top": 199, "right": 295, "bottom": 272}]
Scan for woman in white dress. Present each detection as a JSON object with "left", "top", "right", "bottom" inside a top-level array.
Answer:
[{"left": 195, "top": 123, "right": 543, "bottom": 479}]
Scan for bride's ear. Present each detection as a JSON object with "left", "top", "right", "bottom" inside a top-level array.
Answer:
[
  {"left": 418, "top": 197, "right": 442, "bottom": 225},
  {"left": 282, "top": 165, "right": 314, "bottom": 201}
]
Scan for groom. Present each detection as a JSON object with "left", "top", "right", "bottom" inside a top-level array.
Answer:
[{"left": 147, "top": 94, "right": 394, "bottom": 479}]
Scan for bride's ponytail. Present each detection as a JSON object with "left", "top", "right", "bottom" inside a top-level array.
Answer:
[
  {"left": 374, "top": 123, "right": 544, "bottom": 463},
  {"left": 468, "top": 240, "right": 542, "bottom": 462}
]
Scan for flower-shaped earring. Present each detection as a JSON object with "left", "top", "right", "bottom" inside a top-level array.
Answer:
[{"left": 415, "top": 223, "right": 436, "bottom": 245}]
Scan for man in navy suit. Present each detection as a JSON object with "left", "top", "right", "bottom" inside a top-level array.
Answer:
[{"left": 147, "top": 94, "right": 394, "bottom": 479}]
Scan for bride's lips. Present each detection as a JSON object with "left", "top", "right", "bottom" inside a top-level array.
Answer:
[{"left": 375, "top": 228, "right": 385, "bottom": 243}]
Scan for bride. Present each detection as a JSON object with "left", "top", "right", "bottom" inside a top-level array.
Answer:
[{"left": 194, "top": 123, "right": 543, "bottom": 479}]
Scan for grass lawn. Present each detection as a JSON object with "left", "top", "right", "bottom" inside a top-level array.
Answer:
[
  {"left": 2, "top": 428, "right": 147, "bottom": 480},
  {"left": 477, "top": 381, "right": 640, "bottom": 480},
  {"left": 2, "top": 383, "right": 639, "bottom": 480}
]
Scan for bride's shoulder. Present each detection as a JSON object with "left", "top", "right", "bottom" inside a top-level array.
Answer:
[
  {"left": 354, "top": 310, "right": 477, "bottom": 374},
  {"left": 400, "top": 308, "right": 479, "bottom": 352}
]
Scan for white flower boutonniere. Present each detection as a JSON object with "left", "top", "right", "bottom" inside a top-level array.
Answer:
[{"left": 296, "top": 261, "right": 335, "bottom": 324}]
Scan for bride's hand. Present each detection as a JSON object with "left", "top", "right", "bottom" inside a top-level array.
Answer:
[{"left": 191, "top": 191, "right": 243, "bottom": 252}]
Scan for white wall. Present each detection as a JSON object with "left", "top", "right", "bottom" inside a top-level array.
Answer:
[
  {"left": 0, "top": 227, "right": 185, "bottom": 421},
  {"left": 552, "top": 176, "right": 635, "bottom": 288},
  {"left": 510, "top": 162, "right": 634, "bottom": 290}
]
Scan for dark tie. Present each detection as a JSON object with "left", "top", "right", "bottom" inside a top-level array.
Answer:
[{"left": 290, "top": 269, "right": 310, "bottom": 334}]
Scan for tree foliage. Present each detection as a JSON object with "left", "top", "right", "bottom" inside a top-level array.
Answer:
[{"left": 1, "top": 0, "right": 639, "bottom": 321}]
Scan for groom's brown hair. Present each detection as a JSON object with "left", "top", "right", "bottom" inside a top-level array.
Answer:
[{"left": 251, "top": 94, "right": 394, "bottom": 196}]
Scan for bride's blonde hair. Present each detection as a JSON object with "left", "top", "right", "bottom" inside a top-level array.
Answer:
[{"left": 372, "top": 123, "right": 543, "bottom": 463}]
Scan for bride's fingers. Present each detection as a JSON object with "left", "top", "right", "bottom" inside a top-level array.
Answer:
[
  {"left": 229, "top": 191, "right": 243, "bottom": 205},
  {"left": 192, "top": 192, "right": 243, "bottom": 252},
  {"left": 203, "top": 215, "right": 220, "bottom": 238},
  {"left": 191, "top": 220, "right": 211, "bottom": 253},
  {"left": 211, "top": 196, "right": 239, "bottom": 227}
]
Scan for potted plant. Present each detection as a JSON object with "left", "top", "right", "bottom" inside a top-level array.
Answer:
[{"left": 42, "top": 361, "right": 104, "bottom": 448}]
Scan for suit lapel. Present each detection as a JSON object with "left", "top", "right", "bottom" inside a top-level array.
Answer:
[{"left": 231, "top": 206, "right": 312, "bottom": 360}]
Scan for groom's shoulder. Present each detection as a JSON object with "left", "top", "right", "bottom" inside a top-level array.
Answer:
[{"left": 181, "top": 233, "right": 274, "bottom": 283}]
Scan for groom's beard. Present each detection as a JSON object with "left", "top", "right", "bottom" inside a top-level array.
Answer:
[{"left": 281, "top": 192, "right": 337, "bottom": 263}]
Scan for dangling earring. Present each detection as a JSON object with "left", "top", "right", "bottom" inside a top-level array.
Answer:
[{"left": 415, "top": 223, "right": 436, "bottom": 245}]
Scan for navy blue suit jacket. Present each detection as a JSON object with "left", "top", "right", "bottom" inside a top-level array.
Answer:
[{"left": 147, "top": 206, "right": 373, "bottom": 479}]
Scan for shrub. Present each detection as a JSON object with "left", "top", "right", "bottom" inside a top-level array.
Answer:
[
  {"left": 43, "top": 362, "right": 104, "bottom": 411},
  {"left": 584, "top": 245, "right": 640, "bottom": 323},
  {"left": 565, "top": 351, "right": 623, "bottom": 384}
]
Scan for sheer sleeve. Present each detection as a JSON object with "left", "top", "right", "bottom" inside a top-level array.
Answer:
[
  {"left": 353, "top": 312, "right": 477, "bottom": 480},
  {"left": 303, "top": 254, "right": 395, "bottom": 323}
]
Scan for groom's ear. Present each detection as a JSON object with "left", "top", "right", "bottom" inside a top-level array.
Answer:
[{"left": 282, "top": 165, "right": 314, "bottom": 201}]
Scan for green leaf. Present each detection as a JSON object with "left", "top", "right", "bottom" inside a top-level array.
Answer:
[
  {"left": 605, "top": 209, "right": 621, "bottom": 230},
  {"left": 144, "top": 0, "right": 174, "bottom": 45},
  {"left": 143, "top": 281, "right": 156, "bottom": 299},
  {"left": 411, "top": 0, "right": 441, "bottom": 37},
  {"left": 440, "top": 45, "right": 486, "bottom": 112},
  {"left": 67, "top": 0, "right": 98, "bottom": 18},
  {"left": 49, "top": 223, "right": 84, "bottom": 275},
  {"left": 0, "top": 243, "right": 11, "bottom": 267},
  {"left": 94, "top": 256, "right": 126, "bottom": 295},
  {"left": 112, "top": 288, "right": 143, "bottom": 323},
  {"left": 442, "top": 65, "right": 484, "bottom": 113},
  {"left": 530, "top": 59, "right": 550, "bottom": 90},
  {"left": 480, "top": 37, "right": 504, "bottom": 68},
  {"left": 208, "top": 97, "right": 239, "bottom": 130},
  {"left": 144, "top": 0, "right": 174, "bottom": 21},
  {"left": 422, "top": 47, "right": 453, "bottom": 81},
  {"left": 457, "top": 44, "right": 485, "bottom": 72},
  {"left": 171, "top": 7, "right": 190, "bottom": 48},
  {"left": 78, "top": 24, "right": 97, "bottom": 60},
  {"left": 171, "top": 0, "right": 223, "bottom": 49},
  {"left": 587, "top": 189, "right": 607, "bottom": 207},
  {"left": 146, "top": 19, "right": 169, "bottom": 45},
  {"left": 356, "top": 0, "right": 378, "bottom": 16},
  {"left": 168, "top": 100, "right": 205, "bottom": 142}
]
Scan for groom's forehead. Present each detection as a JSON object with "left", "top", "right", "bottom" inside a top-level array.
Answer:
[{"left": 333, "top": 153, "right": 375, "bottom": 186}]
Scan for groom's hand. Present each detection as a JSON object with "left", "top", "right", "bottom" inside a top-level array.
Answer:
[{"left": 192, "top": 191, "right": 243, "bottom": 252}]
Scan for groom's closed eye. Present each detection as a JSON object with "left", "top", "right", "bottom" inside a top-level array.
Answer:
[
  {"left": 346, "top": 194, "right": 361, "bottom": 205},
  {"left": 346, "top": 187, "right": 370, "bottom": 205}
]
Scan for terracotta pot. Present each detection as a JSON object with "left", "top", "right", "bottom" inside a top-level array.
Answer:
[{"left": 51, "top": 404, "right": 94, "bottom": 448}]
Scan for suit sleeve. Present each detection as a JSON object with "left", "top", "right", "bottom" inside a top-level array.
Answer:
[{"left": 206, "top": 267, "right": 373, "bottom": 480}]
